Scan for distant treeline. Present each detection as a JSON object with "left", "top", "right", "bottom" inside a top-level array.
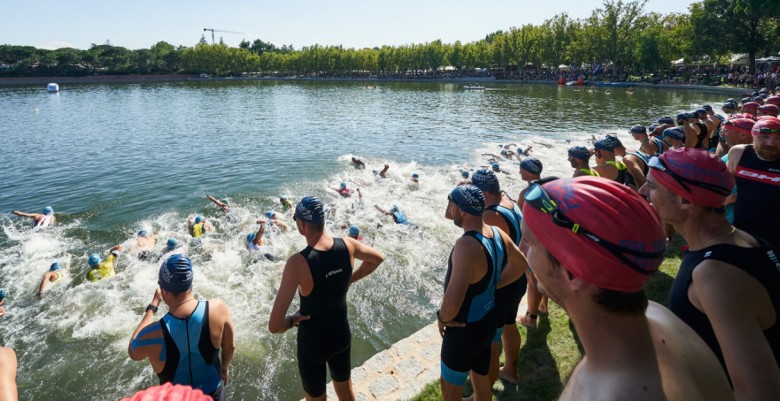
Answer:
[{"left": 2, "top": 0, "right": 779, "bottom": 78}]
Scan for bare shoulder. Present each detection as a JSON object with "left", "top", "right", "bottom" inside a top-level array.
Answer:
[{"left": 208, "top": 298, "right": 231, "bottom": 315}]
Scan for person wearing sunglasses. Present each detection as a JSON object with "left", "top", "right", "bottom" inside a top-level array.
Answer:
[
  {"left": 522, "top": 176, "right": 733, "bottom": 401},
  {"left": 640, "top": 147, "right": 780, "bottom": 400},
  {"left": 439, "top": 185, "right": 528, "bottom": 401},
  {"left": 268, "top": 196, "right": 384, "bottom": 401},
  {"left": 727, "top": 117, "right": 780, "bottom": 247},
  {"left": 470, "top": 169, "right": 528, "bottom": 385}
]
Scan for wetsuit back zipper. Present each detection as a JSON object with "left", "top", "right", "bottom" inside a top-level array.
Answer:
[{"left": 186, "top": 317, "right": 193, "bottom": 385}]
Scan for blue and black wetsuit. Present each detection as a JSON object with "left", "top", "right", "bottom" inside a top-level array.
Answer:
[
  {"left": 441, "top": 227, "right": 503, "bottom": 385},
  {"left": 486, "top": 203, "right": 527, "bottom": 341},
  {"left": 158, "top": 301, "right": 224, "bottom": 401},
  {"left": 297, "top": 238, "right": 353, "bottom": 397},
  {"left": 669, "top": 240, "right": 780, "bottom": 375}
]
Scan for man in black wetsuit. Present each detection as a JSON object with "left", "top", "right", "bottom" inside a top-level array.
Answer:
[
  {"left": 727, "top": 117, "right": 780, "bottom": 247},
  {"left": 268, "top": 196, "right": 384, "bottom": 401},
  {"left": 470, "top": 169, "right": 529, "bottom": 386},
  {"left": 640, "top": 147, "right": 780, "bottom": 400},
  {"left": 439, "top": 185, "right": 527, "bottom": 401},
  {"left": 128, "top": 254, "right": 236, "bottom": 401}
]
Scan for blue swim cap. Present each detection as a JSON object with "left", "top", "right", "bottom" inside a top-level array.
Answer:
[
  {"left": 220, "top": 198, "right": 230, "bottom": 206},
  {"left": 500, "top": 149, "right": 508, "bottom": 156},
  {"left": 471, "top": 169, "right": 501, "bottom": 193},
  {"left": 0, "top": 289, "right": 6, "bottom": 300},
  {"left": 339, "top": 182, "right": 347, "bottom": 190},
  {"left": 50, "top": 261, "right": 62, "bottom": 271},
  {"left": 348, "top": 225, "right": 360, "bottom": 237},
  {"left": 568, "top": 146, "right": 590, "bottom": 161},
  {"left": 594, "top": 139, "right": 613, "bottom": 151},
  {"left": 629, "top": 125, "right": 646, "bottom": 134},
  {"left": 648, "top": 123, "right": 659, "bottom": 132},
  {"left": 88, "top": 254, "right": 101, "bottom": 267},
  {"left": 519, "top": 157, "right": 543, "bottom": 175},
  {"left": 194, "top": 216, "right": 204, "bottom": 224},
  {"left": 246, "top": 232, "right": 256, "bottom": 242},
  {"left": 294, "top": 196, "right": 325, "bottom": 224},
  {"left": 461, "top": 170, "right": 469, "bottom": 178},
  {"left": 137, "top": 230, "right": 148, "bottom": 238},
  {"left": 723, "top": 101, "right": 737, "bottom": 109},
  {"left": 42, "top": 206, "right": 53, "bottom": 215},
  {"left": 491, "top": 163, "right": 500, "bottom": 171},
  {"left": 741, "top": 97, "right": 753, "bottom": 104},
  {"left": 703, "top": 104, "right": 713, "bottom": 111},
  {"left": 166, "top": 238, "right": 178, "bottom": 251},
  {"left": 676, "top": 113, "right": 689, "bottom": 121},
  {"left": 663, "top": 127, "right": 685, "bottom": 141},
  {"left": 411, "top": 172, "right": 419, "bottom": 179},
  {"left": 657, "top": 116, "right": 674, "bottom": 125},
  {"left": 695, "top": 108, "right": 707, "bottom": 117},
  {"left": 604, "top": 135, "right": 624, "bottom": 149},
  {"left": 264, "top": 211, "right": 274, "bottom": 219},
  {"left": 158, "top": 254, "right": 193, "bottom": 294},
  {"left": 449, "top": 185, "right": 485, "bottom": 216},
  {"left": 391, "top": 204, "right": 400, "bottom": 213}
]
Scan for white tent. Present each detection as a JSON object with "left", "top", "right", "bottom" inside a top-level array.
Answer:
[
  {"left": 730, "top": 54, "right": 748, "bottom": 65},
  {"left": 671, "top": 58, "right": 685, "bottom": 66},
  {"left": 558, "top": 64, "right": 571, "bottom": 71}
]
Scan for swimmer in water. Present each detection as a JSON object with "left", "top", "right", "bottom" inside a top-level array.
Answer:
[
  {"left": 12, "top": 206, "right": 56, "bottom": 228},
  {"left": 374, "top": 204, "right": 411, "bottom": 225},
  {"left": 262, "top": 211, "right": 290, "bottom": 232},
  {"left": 86, "top": 245, "right": 122, "bottom": 282},
  {"left": 458, "top": 170, "right": 471, "bottom": 185},
  {"left": 37, "top": 261, "right": 64, "bottom": 298},
  {"left": 157, "top": 238, "right": 183, "bottom": 267},
  {"left": 279, "top": 195, "right": 294, "bottom": 212},
  {"left": 410, "top": 172, "right": 420, "bottom": 184},
  {"left": 351, "top": 157, "right": 366, "bottom": 169},
  {"left": 187, "top": 216, "right": 215, "bottom": 238},
  {"left": 135, "top": 230, "right": 158, "bottom": 261},
  {"left": 206, "top": 195, "right": 231, "bottom": 213},
  {"left": 246, "top": 222, "right": 277, "bottom": 261},
  {"left": 347, "top": 225, "right": 364, "bottom": 243},
  {"left": 332, "top": 182, "right": 361, "bottom": 199}
]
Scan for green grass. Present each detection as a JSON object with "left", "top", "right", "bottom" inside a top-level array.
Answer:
[{"left": 410, "top": 238, "right": 685, "bottom": 401}]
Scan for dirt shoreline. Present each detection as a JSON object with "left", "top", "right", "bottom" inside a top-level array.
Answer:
[{"left": 0, "top": 74, "right": 747, "bottom": 94}]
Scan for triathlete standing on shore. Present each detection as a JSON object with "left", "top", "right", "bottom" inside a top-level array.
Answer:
[{"left": 269, "top": 196, "right": 384, "bottom": 401}]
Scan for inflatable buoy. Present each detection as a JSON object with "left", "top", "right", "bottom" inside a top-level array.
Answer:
[
  {"left": 558, "top": 77, "right": 566, "bottom": 85},
  {"left": 576, "top": 76, "right": 585, "bottom": 86}
]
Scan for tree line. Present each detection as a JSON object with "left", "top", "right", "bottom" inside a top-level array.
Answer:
[{"left": 2, "top": 0, "right": 779, "bottom": 79}]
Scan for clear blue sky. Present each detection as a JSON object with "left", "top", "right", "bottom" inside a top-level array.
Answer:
[{"left": 2, "top": 0, "right": 697, "bottom": 50}]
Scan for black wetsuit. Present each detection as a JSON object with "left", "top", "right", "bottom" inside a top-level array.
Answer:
[
  {"left": 487, "top": 203, "right": 527, "bottom": 329},
  {"left": 733, "top": 145, "right": 780, "bottom": 246},
  {"left": 441, "top": 228, "right": 502, "bottom": 383},
  {"left": 297, "top": 238, "right": 353, "bottom": 397},
  {"left": 669, "top": 241, "right": 780, "bottom": 372},
  {"left": 606, "top": 160, "right": 636, "bottom": 188},
  {"left": 694, "top": 122, "right": 708, "bottom": 148}
]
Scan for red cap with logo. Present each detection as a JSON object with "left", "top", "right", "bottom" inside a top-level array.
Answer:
[
  {"left": 121, "top": 383, "right": 211, "bottom": 401},
  {"left": 649, "top": 147, "right": 734, "bottom": 208}
]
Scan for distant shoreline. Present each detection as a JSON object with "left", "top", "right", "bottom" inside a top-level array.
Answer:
[{"left": 0, "top": 74, "right": 748, "bottom": 94}]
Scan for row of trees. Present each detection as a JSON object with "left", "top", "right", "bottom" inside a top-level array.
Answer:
[{"left": 2, "top": 0, "right": 779, "bottom": 78}]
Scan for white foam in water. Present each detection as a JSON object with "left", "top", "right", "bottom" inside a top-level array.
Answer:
[{"left": 0, "top": 131, "right": 637, "bottom": 399}]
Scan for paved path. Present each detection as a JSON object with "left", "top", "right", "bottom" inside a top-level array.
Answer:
[{"left": 306, "top": 297, "right": 529, "bottom": 400}]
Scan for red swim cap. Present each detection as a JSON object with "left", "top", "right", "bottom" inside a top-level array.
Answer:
[
  {"left": 752, "top": 116, "right": 780, "bottom": 136},
  {"left": 522, "top": 177, "right": 665, "bottom": 292},
  {"left": 723, "top": 118, "right": 755, "bottom": 134},
  {"left": 121, "top": 383, "right": 211, "bottom": 401},
  {"left": 742, "top": 102, "right": 760, "bottom": 113},
  {"left": 766, "top": 96, "right": 780, "bottom": 106},
  {"left": 649, "top": 148, "right": 734, "bottom": 208},
  {"left": 731, "top": 112, "right": 756, "bottom": 120},
  {"left": 758, "top": 104, "right": 779, "bottom": 116}
]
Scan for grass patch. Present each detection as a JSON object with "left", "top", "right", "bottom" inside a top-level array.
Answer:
[{"left": 410, "top": 238, "right": 685, "bottom": 401}]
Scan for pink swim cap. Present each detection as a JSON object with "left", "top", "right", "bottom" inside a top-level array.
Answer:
[
  {"left": 522, "top": 177, "right": 666, "bottom": 292},
  {"left": 648, "top": 147, "right": 734, "bottom": 208},
  {"left": 121, "top": 383, "right": 211, "bottom": 401}
]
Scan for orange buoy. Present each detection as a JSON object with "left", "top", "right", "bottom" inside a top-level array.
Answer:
[{"left": 558, "top": 76, "right": 566, "bottom": 85}]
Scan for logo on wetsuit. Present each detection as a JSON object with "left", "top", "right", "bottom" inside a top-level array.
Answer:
[
  {"left": 325, "top": 268, "right": 343, "bottom": 279},
  {"left": 736, "top": 167, "right": 780, "bottom": 185}
]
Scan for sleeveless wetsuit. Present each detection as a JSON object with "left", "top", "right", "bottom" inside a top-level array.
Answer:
[
  {"left": 694, "top": 122, "right": 708, "bottom": 148},
  {"left": 158, "top": 301, "right": 224, "bottom": 401},
  {"left": 577, "top": 168, "right": 599, "bottom": 177},
  {"left": 297, "top": 238, "right": 353, "bottom": 397},
  {"left": 440, "top": 227, "right": 502, "bottom": 385},
  {"left": 669, "top": 241, "right": 780, "bottom": 373},
  {"left": 192, "top": 222, "right": 207, "bottom": 238},
  {"left": 606, "top": 160, "right": 636, "bottom": 187},
  {"left": 626, "top": 150, "right": 650, "bottom": 176},
  {"left": 486, "top": 203, "right": 527, "bottom": 339},
  {"left": 392, "top": 211, "right": 410, "bottom": 225},
  {"left": 733, "top": 145, "right": 780, "bottom": 246},
  {"left": 86, "top": 252, "right": 119, "bottom": 282}
]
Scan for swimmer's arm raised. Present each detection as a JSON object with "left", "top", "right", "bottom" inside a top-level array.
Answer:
[
  {"left": 347, "top": 237, "right": 384, "bottom": 284},
  {"left": 11, "top": 211, "right": 38, "bottom": 219}
]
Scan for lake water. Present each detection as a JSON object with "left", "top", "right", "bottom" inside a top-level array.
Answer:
[{"left": 0, "top": 80, "right": 726, "bottom": 400}]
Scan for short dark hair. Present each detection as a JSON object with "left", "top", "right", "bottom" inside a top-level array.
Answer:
[{"left": 592, "top": 288, "right": 648, "bottom": 316}]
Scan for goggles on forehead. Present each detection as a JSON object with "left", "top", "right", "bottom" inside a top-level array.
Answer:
[
  {"left": 524, "top": 177, "right": 664, "bottom": 275},
  {"left": 755, "top": 127, "right": 780, "bottom": 135},
  {"left": 647, "top": 157, "right": 731, "bottom": 196}
]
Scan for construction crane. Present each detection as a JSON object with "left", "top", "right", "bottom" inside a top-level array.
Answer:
[{"left": 203, "top": 28, "right": 244, "bottom": 44}]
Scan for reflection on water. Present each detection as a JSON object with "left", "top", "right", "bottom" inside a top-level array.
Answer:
[{"left": 0, "top": 81, "right": 725, "bottom": 400}]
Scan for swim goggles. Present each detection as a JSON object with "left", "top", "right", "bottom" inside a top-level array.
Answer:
[
  {"left": 755, "top": 126, "right": 780, "bottom": 135},
  {"left": 647, "top": 157, "right": 731, "bottom": 196},
  {"left": 524, "top": 177, "right": 664, "bottom": 274}
]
